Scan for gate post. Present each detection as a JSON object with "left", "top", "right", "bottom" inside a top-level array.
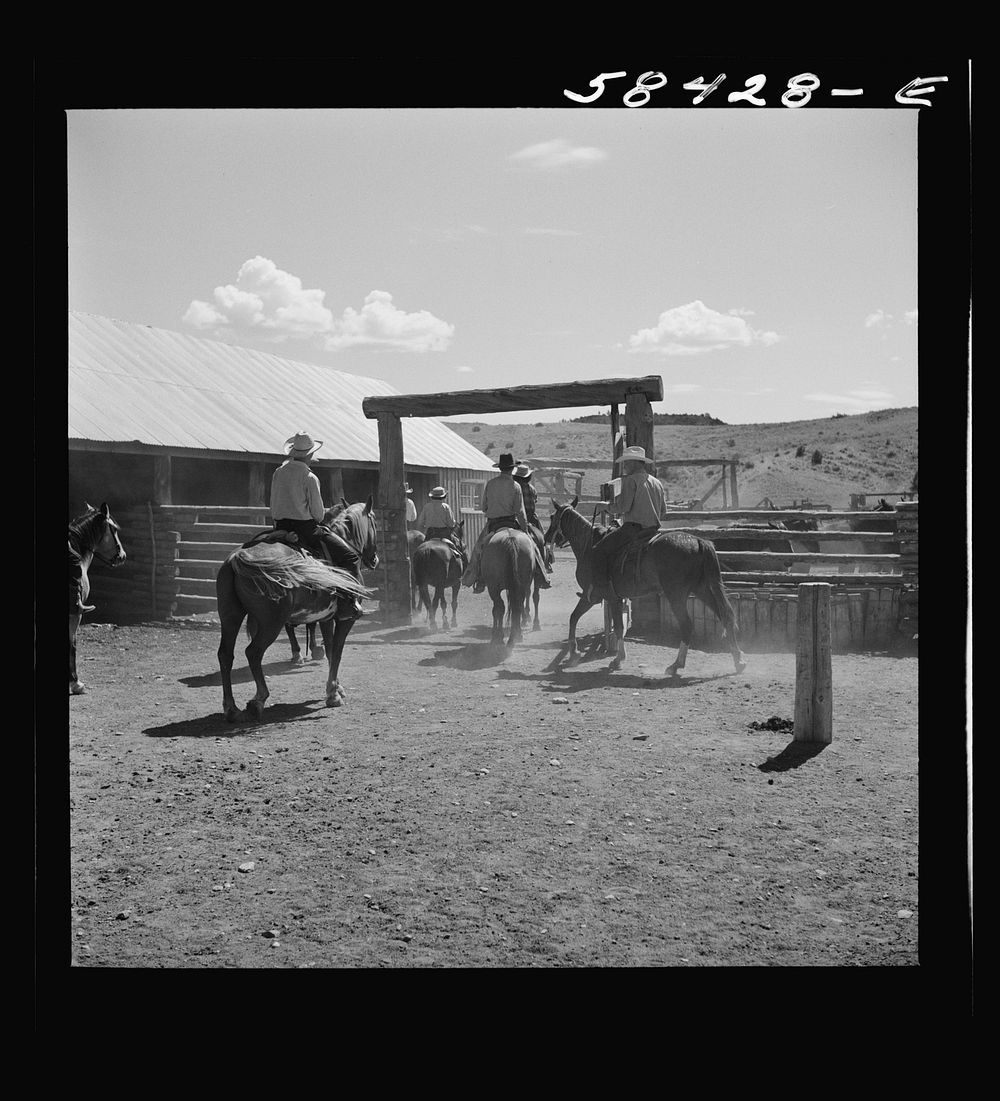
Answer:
[
  {"left": 794, "top": 583, "right": 833, "bottom": 743},
  {"left": 375, "top": 413, "right": 412, "bottom": 626}
]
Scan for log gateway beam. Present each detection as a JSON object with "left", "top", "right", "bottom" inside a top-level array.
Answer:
[{"left": 362, "top": 376, "right": 664, "bottom": 625}]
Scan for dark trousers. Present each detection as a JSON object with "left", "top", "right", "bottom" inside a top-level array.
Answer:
[
  {"left": 590, "top": 522, "right": 642, "bottom": 586},
  {"left": 274, "top": 518, "right": 363, "bottom": 583}
]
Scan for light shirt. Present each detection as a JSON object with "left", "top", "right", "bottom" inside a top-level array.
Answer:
[
  {"left": 270, "top": 459, "right": 325, "bottom": 522},
  {"left": 416, "top": 499, "right": 456, "bottom": 531},
  {"left": 617, "top": 469, "right": 667, "bottom": 527},
  {"left": 481, "top": 473, "right": 529, "bottom": 528},
  {"left": 405, "top": 497, "right": 417, "bottom": 522}
]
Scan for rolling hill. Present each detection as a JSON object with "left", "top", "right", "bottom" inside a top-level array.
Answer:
[{"left": 443, "top": 407, "right": 918, "bottom": 510}]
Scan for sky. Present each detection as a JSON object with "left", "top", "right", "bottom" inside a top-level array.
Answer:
[{"left": 67, "top": 105, "right": 919, "bottom": 426}]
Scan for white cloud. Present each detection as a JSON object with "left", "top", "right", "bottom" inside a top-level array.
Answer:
[
  {"left": 184, "top": 258, "right": 454, "bottom": 353},
  {"left": 664, "top": 383, "right": 703, "bottom": 393},
  {"left": 455, "top": 365, "right": 475, "bottom": 373},
  {"left": 523, "top": 226, "right": 583, "bottom": 237},
  {"left": 628, "top": 300, "right": 782, "bottom": 356},
  {"left": 324, "top": 290, "right": 454, "bottom": 353},
  {"left": 904, "top": 309, "right": 918, "bottom": 325},
  {"left": 804, "top": 389, "right": 897, "bottom": 411},
  {"left": 865, "top": 309, "right": 892, "bottom": 328},
  {"left": 509, "top": 139, "right": 608, "bottom": 170}
]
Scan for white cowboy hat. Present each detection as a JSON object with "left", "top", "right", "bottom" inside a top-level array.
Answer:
[
  {"left": 428, "top": 486, "right": 448, "bottom": 499},
  {"left": 283, "top": 432, "right": 323, "bottom": 457},
  {"left": 513, "top": 462, "right": 533, "bottom": 479},
  {"left": 615, "top": 445, "right": 655, "bottom": 467},
  {"left": 404, "top": 483, "right": 413, "bottom": 494}
]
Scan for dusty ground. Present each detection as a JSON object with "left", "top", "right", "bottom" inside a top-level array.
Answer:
[{"left": 63, "top": 549, "right": 922, "bottom": 969}]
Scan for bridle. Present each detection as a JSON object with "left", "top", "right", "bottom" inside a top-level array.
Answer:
[{"left": 91, "top": 517, "right": 126, "bottom": 567}]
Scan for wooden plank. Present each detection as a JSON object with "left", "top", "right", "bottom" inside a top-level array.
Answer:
[
  {"left": 794, "top": 584, "right": 833, "bottom": 743},
  {"left": 362, "top": 375, "right": 664, "bottom": 419}
]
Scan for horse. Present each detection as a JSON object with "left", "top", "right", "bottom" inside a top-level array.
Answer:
[
  {"left": 479, "top": 525, "right": 536, "bottom": 648},
  {"left": 524, "top": 522, "right": 554, "bottom": 632},
  {"left": 412, "top": 520, "right": 466, "bottom": 631},
  {"left": 543, "top": 497, "right": 746, "bottom": 677},
  {"left": 407, "top": 529, "right": 426, "bottom": 612},
  {"left": 216, "top": 498, "right": 378, "bottom": 721},
  {"left": 283, "top": 500, "right": 378, "bottom": 665},
  {"left": 69, "top": 502, "right": 127, "bottom": 695}
]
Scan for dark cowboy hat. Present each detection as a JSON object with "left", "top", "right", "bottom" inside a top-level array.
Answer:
[{"left": 493, "top": 453, "right": 516, "bottom": 471}]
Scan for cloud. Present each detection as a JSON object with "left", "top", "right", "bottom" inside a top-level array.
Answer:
[
  {"left": 864, "top": 309, "right": 892, "bottom": 328},
  {"left": 628, "top": 300, "right": 782, "bottom": 356},
  {"left": 455, "top": 365, "right": 475, "bottom": 373},
  {"left": 904, "top": 309, "right": 918, "bottom": 325},
  {"left": 324, "top": 290, "right": 454, "bottom": 353},
  {"left": 184, "top": 257, "right": 453, "bottom": 353},
  {"left": 509, "top": 139, "right": 608, "bottom": 170},
  {"left": 522, "top": 226, "right": 583, "bottom": 237},
  {"left": 804, "top": 389, "right": 897, "bottom": 411}
]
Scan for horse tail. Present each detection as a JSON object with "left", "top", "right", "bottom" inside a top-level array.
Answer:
[
  {"left": 227, "top": 545, "right": 372, "bottom": 602},
  {"left": 695, "top": 537, "right": 739, "bottom": 640}
]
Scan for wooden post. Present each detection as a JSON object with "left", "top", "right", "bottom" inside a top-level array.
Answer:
[
  {"left": 152, "top": 454, "right": 172, "bottom": 506},
  {"left": 794, "top": 583, "right": 833, "bottom": 743},
  {"left": 375, "top": 413, "right": 412, "bottom": 626},
  {"left": 728, "top": 461, "right": 739, "bottom": 509},
  {"left": 248, "top": 462, "right": 267, "bottom": 507},
  {"left": 624, "top": 391, "right": 655, "bottom": 459}
]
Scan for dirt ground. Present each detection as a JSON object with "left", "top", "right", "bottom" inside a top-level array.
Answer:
[{"left": 63, "top": 549, "right": 922, "bottom": 969}]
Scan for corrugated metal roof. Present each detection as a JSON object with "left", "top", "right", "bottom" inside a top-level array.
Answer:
[{"left": 68, "top": 312, "right": 495, "bottom": 472}]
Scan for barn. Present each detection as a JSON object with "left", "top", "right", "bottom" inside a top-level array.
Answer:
[{"left": 69, "top": 312, "right": 495, "bottom": 619}]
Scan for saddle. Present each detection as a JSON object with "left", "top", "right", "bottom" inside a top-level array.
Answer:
[{"left": 607, "top": 526, "right": 663, "bottom": 596}]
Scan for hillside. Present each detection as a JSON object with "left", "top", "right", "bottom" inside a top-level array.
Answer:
[{"left": 443, "top": 407, "right": 918, "bottom": 510}]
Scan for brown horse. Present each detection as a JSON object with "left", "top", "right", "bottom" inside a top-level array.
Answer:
[
  {"left": 407, "top": 529, "right": 426, "bottom": 612},
  {"left": 216, "top": 498, "right": 377, "bottom": 721},
  {"left": 480, "top": 526, "right": 535, "bottom": 648},
  {"left": 69, "top": 502, "right": 127, "bottom": 694},
  {"left": 543, "top": 498, "right": 745, "bottom": 676},
  {"left": 412, "top": 520, "right": 466, "bottom": 631}
]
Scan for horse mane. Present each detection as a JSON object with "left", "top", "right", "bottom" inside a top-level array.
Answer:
[{"left": 68, "top": 506, "right": 107, "bottom": 551}]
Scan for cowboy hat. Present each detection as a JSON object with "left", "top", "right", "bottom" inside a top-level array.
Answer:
[
  {"left": 513, "top": 462, "right": 533, "bottom": 479},
  {"left": 615, "top": 445, "right": 655, "bottom": 467},
  {"left": 283, "top": 432, "right": 323, "bottom": 457},
  {"left": 428, "top": 486, "right": 448, "bottom": 499},
  {"left": 493, "top": 453, "right": 516, "bottom": 470}
]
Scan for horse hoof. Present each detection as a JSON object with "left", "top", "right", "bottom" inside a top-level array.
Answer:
[
  {"left": 223, "top": 706, "right": 241, "bottom": 723},
  {"left": 70, "top": 682, "right": 86, "bottom": 695},
  {"left": 290, "top": 655, "right": 306, "bottom": 666},
  {"left": 246, "top": 700, "right": 264, "bottom": 720},
  {"left": 735, "top": 661, "right": 747, "bottom": 674}
]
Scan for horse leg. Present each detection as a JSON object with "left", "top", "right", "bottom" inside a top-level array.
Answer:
[
  {"left": 696, "top": 578, "right": 747, "bottom": 674},
  {"left": 532, "top": 578, "right": 542, "bottom": 631},
  {"left": 434, "top": 585, "right": 448, "bottom": 631},
  {"left": 419, "top": 584, "right": 436, "bottom": 629},
  {"left": 286, "top": 623, "right": 305, "bottom": 665},
  {"left": 308, "top": 622, "right": 326, "bottom": 661},
  {"left": 608, "top": 599, "right": 627, "bottom": 671},
  {"left": 69, "top": 613, "right": 85, "bottom": 694},
  {"left": 507, "top": 587, "right": 525, "bottom": 648},
  {"left": 218, "top": 613, "right": 245, "bottom": 722},
  {"left": 663, "top": 589, "right": 693, "bottom": 677},
  {"left": 323, "top": 616, "right": 355, "bottom": 707},
  {"left": 563, "top": 595, "right": 596, "bottom": 666},
  {"left": 490, "top": 590, "right": 506, "bottom": 645},
  {"left": 449, "top": 583, "right": 460, "bottom": 629},
  {"left": 244, "top": 615, "right": 285, "bottom": 719}
]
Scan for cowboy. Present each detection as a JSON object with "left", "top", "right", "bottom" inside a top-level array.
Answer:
[
  {"left": 404, "top": 483, "right": 418, "bottom": 527},
  {"left": 270, "top": 431, "right": 366, "bottom": 615},
  {"left": 416, "top": 486, "right": 458, "bottom": 543},
  {"left": 586, "top": 445, "right": 666, "bottom": 603},
  {"left": 462, "top": 453, "right": 552, "bottom": 593},
  {"left": 513, "top": 461, "right": 553, "bottom": 574}
]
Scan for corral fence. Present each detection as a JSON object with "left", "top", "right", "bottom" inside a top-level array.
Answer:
[{"left": 628, "top": 501, "right": 918, "bottom": 654}]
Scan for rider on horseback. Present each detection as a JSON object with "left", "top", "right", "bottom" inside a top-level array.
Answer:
[
  {"left": 415, "top": 487, "right": 467, "bottom": 566},
  {"left": 461, "top": 454, "right": 552, "bottom": 594},
  {"left": 586, "top": 446, "right": 666, "bottom": 603},
  {"left": 270, "top": 432, "right": 366, "bottom": 616}
]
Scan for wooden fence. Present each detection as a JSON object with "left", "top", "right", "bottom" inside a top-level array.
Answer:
[{"left": 629, "top": 502, "right": 918, "bottom": 653}]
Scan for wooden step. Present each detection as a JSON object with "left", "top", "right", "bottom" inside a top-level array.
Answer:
[{"left": 177, "top": 541, "right": 243, "bottom": 559}]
